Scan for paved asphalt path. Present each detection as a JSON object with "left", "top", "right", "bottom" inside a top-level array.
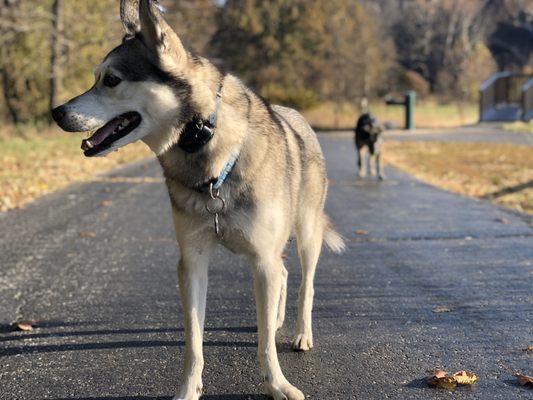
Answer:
[{"left": 1, "top": 135, "right": 532, "bottom": 400}]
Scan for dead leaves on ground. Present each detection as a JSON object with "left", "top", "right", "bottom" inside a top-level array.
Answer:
[
  {"left": 427, "top": 369, "right": 478, "bottom": 390},
  {"left": 428, "top": 364, "right": 533, "bottom": 391},
  {"left": 79, "top": 231, "right": 96, "bottom": 238},
  {"left": 432, "top": 306, "right": 452, "bottom": 313},
  {"left": 516, "top": 373, "right": 533, "bottom": 388},
  {"left": 500, "top": 363, "right": 533, "bottom": 389},
  {"left": 452, "top": 370, "right": 479, "bottom": 385},
  {"left": 13, "top": 319, "right": 38, "bottom": 331}
]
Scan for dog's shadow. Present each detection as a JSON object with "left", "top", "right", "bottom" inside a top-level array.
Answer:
[{"left": 52, "top": 395, "right": 269, "bottom": 400}]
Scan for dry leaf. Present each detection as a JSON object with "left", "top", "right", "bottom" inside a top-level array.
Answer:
[
  {"left": 432, "top": 306, "right": 452, "bottom": 313},
  {"left": 523, "top": 345, "right": 533, "bottom": 352},
  {"left": 355, "top": 229, "right": 369, "bottom": 235},
  {"left": 453, "top": 370, "right": 478, "bottom": 385},
  {"left": 79, "top": 231, "right": 96, "bottom": 238},
  {"left": 15, "top": 322, "right": 33, "bottom": 331},
  {"left": 101, "top": 200, "right": 112, "bottom": 207},
  {"left": 516, "top": 373, "right": 533, "bottom": 387},
  {"left": 434, "top": 369, "right": 447, "bottom": 379},
  {"left": 427, "top": 376, "right": 457, "bottom": 390},
  {"left": 496, "top": 217, "right": 509, "bottom": 224}
]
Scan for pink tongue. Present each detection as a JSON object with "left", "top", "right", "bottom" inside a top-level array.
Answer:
[{"left": 81, "top": 118, "right": 122, "bottom": 150}]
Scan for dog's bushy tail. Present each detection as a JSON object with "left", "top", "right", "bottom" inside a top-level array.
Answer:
[{"left": 323, "top": 215, "right": 346, "bottom": 254}]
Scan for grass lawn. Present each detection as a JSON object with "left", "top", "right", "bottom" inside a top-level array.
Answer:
[
  {"left": 0, "top": 128, "right": 150, "bottom": 212},
  {"left": 303, "top": 100, "right": 478, "bottom": 129},
  {"left": 383, "top": 141, "right": 533, "bottom": 214}
]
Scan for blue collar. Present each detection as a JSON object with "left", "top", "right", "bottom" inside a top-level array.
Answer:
[
  {"left": 213, "top": 152, "right": 239, "bottom": 190},
  {"left": 195, "top": 151, "right": 239, "bottom": 193}
]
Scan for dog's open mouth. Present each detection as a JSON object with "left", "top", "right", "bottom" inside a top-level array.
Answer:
[{"left": 81, "top": 112, "right": 142, "bottom": 157}]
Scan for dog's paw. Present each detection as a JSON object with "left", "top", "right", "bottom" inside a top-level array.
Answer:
[
  {"left": 264, "top": 379, "right": 305, "bottom": 400},
  {"left": 173, "top": 381, "right": 202, "bottom": 400},
  {"left": 292, "top": 332, "right": 313, "bottom": 352}
]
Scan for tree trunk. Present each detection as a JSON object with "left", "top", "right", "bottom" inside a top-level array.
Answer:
[
  {"left": 49, "top": 0, "right": 63, "bottom": 114},
  {"left": 0, "top": 68, "right": 19, "bottom": 124}
]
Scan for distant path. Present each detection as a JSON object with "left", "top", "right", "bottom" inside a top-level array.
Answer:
[
  {"left": 322, "top": 124, "right": 533, "bottom": 146},
  {"left": 0, "top": 136, "right": 532, "bottom": 399}
]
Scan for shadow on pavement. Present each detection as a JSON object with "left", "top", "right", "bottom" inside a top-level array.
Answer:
[
  {"left": 52, "top": 395, "right": 268, "bottom": 400},
  {"left": 0, "top": 325, "right": 257, "bottom": 343},
  {"left": 1, "top": 339, "right": 256, "bottom": 357}
]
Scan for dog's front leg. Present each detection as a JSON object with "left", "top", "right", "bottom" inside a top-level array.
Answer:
[
  {"left": 356, "top": 146, "right": 364, "bottom": 177},
  {"left": 173, "top": 221, "right": 213, "bottom": 400},
  {"left": 367, "top": 151, "right": 374, "bottom": 176},
  {"left": 375, "top": 152, "right": 384, "bottom": 180},
  {"left": 252, "top": 256, "right": 305, "bottom": 400}
]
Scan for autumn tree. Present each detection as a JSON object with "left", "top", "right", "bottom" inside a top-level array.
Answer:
[
  {"left": 390, "top": 0, "right": 497, "bottom": 99},
  {"left": 210, "top": 0, "right": 393, "bottom": 111}
]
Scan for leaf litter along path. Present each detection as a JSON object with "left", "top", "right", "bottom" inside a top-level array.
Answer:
[
  {"left": 383, "top": 141, "right": 533, "bottom": 214},
  {"left": 0, "top": 135, "right": 532, "bottom": 399},
  {"left": 0, "top": 130, "right": 150, "bottom": 212}
]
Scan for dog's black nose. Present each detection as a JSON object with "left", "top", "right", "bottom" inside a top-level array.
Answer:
[{"left": 51, "top": 106, "right": 66, "bottom": 123}]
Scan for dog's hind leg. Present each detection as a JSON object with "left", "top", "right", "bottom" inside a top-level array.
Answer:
[
  {"left": 292, "top": 213, "right": 323, "bottom": 351},
  {"left": 173, "top": 215, "right": 214, "bottom": 400},
  {"left": 276, "top": 265, "right": 288, "bottom": 330},
  {"left": 252, "top": 254, "right": 305, "bottom": 400}
]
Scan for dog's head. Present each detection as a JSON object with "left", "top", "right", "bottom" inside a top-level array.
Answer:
[
  {"left": 51, "top": 0, "right": 200, "bottom": 157},
  {"left": 357, "top": 113, "right": 382, "bottom": 138}
]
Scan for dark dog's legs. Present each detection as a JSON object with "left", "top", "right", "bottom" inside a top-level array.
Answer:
[
  {"left": 367, "top": 144, "right": 375, "bottom": 177},
  {"left": 375, "top": 152, "right": 384, "bottom": 180},
  {"left": 356, "top": 145, "right": 363, "bottom": 177}
]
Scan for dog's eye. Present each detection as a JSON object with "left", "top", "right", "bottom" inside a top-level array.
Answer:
[{"left": 103, "top": 74, "right": 122, "bottom": 88}]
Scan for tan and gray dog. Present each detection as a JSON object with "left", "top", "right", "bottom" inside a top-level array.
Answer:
[{"left": 51, "top": 1, "right": 344, "bottom": 399}]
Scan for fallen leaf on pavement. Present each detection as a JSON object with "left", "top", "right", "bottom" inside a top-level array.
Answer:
[
  {"left": 516, "top": 373, "right": 533, "bottom": 387},
  {"left": 79, "top": 231, "right": 96, "bottom": 238},
  {"left": 523, "top": 345, "right": 533, "bottom": 352},
  {"left": 101, "top": 200, "right": 112, "bottom": 207},
  {"left": 427, "top": 375, "right": 457, "bottom": 390},
  {"left": 355, "top": 229, "right": 369, "bottom": 235},
  {"left": 15, "top": 322, "right": 34, "bottom": 331},
  {"left": 427, "top": 369, "right": 478, "bottom": 390},
  {"left": 453, "top": 370, "right": 478, "bottom": 385},
  {"left": 434, "top": 369, "right": 447, "bottom": 379},
  {"left": 432, "top": 306, "right": 452, "bottom": 313},
  {"left": 496, "top": 217, "right": 509, "bottom": 224}
]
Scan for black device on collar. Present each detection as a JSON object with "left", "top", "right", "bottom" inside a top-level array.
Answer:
[
  {"left": 178, "top": 78, "right": 224, "bottom": 154},
  {"left": 178, "top": 117, "right": 215, "bottom": 154}
]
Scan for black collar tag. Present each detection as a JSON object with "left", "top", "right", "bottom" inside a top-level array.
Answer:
[{"left": 178, "top": 117, "right": 215, "bottom": 154}]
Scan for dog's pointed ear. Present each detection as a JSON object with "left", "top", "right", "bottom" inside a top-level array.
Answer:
[
  {"left": 139, "top": 0, "right": 188, "bottom": 65},
  {"left": 120, "top": 0, "right": 140, "bottom": 37}
]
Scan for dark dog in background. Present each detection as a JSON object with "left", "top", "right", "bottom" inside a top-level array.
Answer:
[{"left": 354, "top": 113, "right": 384, "bottom": 180}]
